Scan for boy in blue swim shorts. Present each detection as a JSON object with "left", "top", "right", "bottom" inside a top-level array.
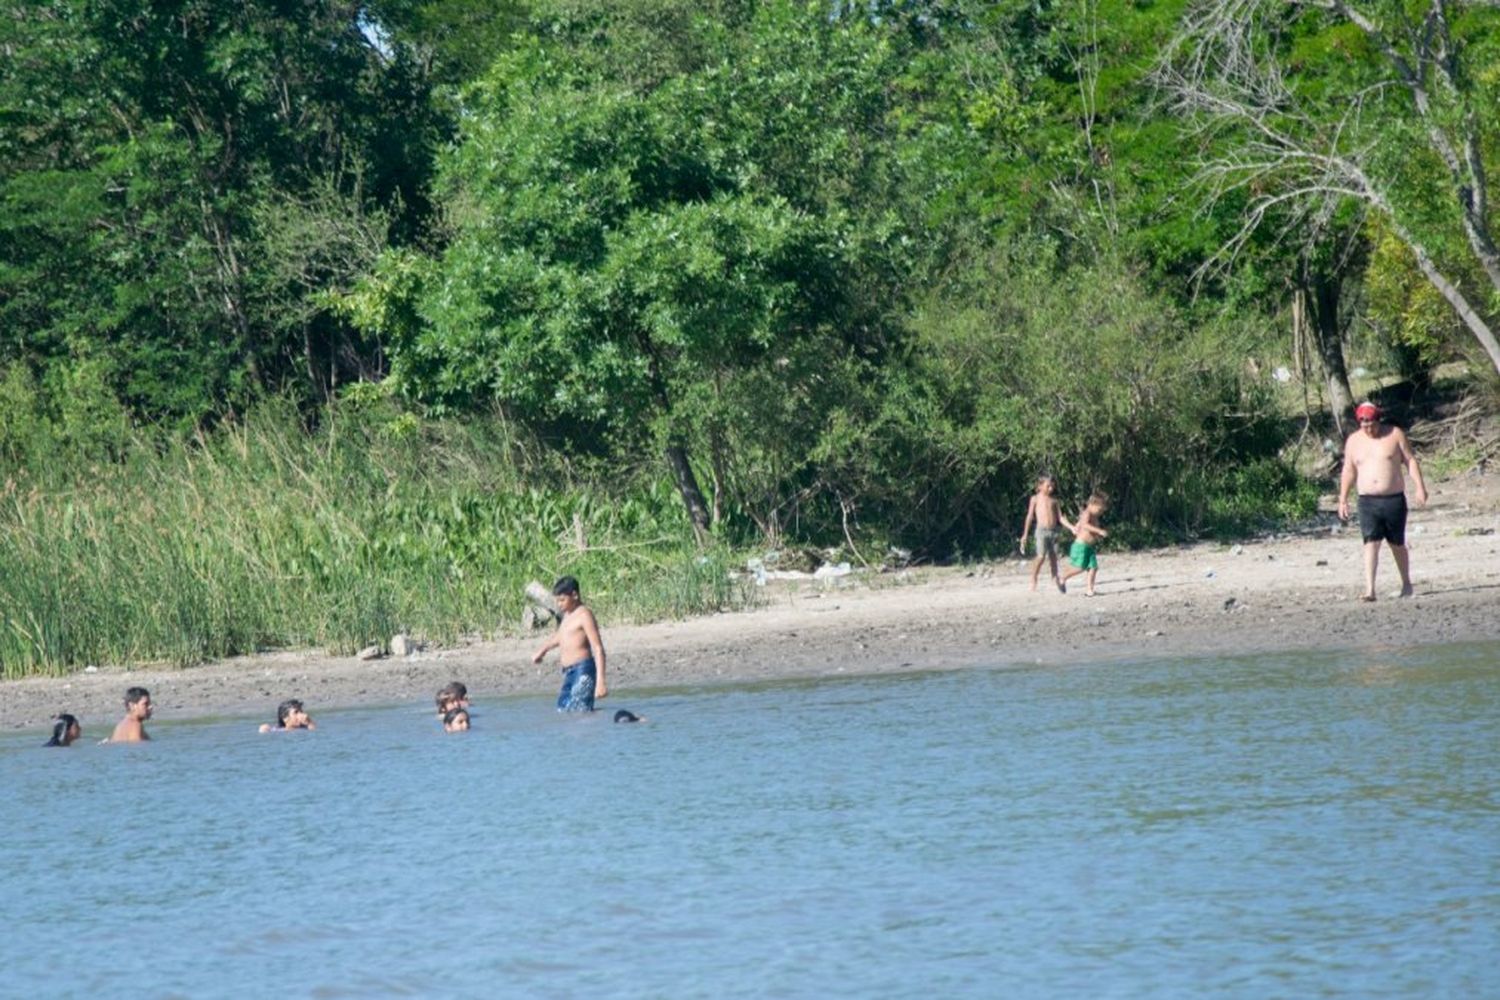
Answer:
[{"left": 531, "top": 575, "right": 608, "bottom": 711}]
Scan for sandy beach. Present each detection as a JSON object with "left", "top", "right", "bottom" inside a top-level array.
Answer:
[{"left": 6, "top": 470, "right": 1498, "bottom": 733}]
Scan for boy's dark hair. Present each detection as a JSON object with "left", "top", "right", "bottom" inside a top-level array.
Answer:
[
  {"left": 45, "top": 713, "right": 79, "bottom": 747},
  {"left": 443, "top": 707, "right": 469, "bottom": 726},
  {"left": 124, "top": 687, "right": 150, "bottom": 707},
  {"left": 275, "top": 699, "right": 304, "bottom": 727},
  {"left": 1037, "top": 473, "right": 1056, "bottom": 486},
  {"left": 435, "top": 681, "right": 467, "bottom": 710},
  {"left": 551, "top": 575, "right": 580, "bottom": 597}
]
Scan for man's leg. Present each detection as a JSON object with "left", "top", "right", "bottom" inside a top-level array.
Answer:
[
  {"left": 1029, "top": 554, "right": 1044, "bottom": 590},
  {"left": 1361, "top": 540, "right": 1380, "bottom": 601},
  {"left": 1048, "top": 552, "right": 1064, "bottom": 592},
  {"left": 1390, "top": 542, "right": 1414, "bottom": 597},
  {"left": 1085, "top": 567, "right": 1098, "bottom": 596}
]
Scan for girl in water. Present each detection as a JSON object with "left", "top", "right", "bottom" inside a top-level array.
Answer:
[
  {"left": 442, "top": 707, "right": 470, "bottom": 732},
  {"left": 44, "top": 713, "right": 81, "bottom": 746},
  {"left": 259, "top": 699, "right": 316, "bottom": 733}
]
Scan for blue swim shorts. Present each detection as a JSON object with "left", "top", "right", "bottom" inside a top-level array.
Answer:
[{"left": 557, "top": 658, "right": 597, "bottom": 712}]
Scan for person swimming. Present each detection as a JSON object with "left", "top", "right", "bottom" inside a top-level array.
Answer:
[
  {"left": 443, "top": 707, "right": 470, "bottom": 732},
  {"left": 435, "top": 681, "right": 469, "bottom": 718},
  {"left": 612, "top": 710, "right": 645, "bottom": 724},
  {"left": 44, "top": 713, "right": 81, "bottom": 747},
  {"left": 259, "top": 699, "right": 316, "bottom": 733},
  {"left": 107, "top": 687, "right": 152, "bottom": 743}
]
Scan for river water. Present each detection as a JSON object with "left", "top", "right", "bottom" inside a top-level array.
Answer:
[{"left": 3, "top": 643, "right": 1497, "bottom": 998}]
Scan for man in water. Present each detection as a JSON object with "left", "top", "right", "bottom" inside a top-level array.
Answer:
[
  {"left": 109, "top": 687, "right": 153, "bottom": 742},
  {"left": 531, "top": 575, "right": 607, "bottom": 711},
  {"left": 1337, "top": 401, "right": 1428, "bottom": 601}
]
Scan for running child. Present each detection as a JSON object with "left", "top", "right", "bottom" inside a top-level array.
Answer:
[{"left": 1060, "top": 493, "right": 1110, "bottom": 597}]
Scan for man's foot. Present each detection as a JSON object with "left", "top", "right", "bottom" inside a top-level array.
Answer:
[
  {"left": 1029, "top": 581, "right": 1039, "bottom": 592},
  {"left": 1055, "top": 579, "right": 1066, "bottom": 594},
  {"left": 1358, "top": 593, "right": 1376, "bottom": 603},
  {"left": 1398, "top": 583, "right": 1414, "bottom": 598},
  {"left": 1084, "top": 589, "right": 1097, "bottom": 597}
]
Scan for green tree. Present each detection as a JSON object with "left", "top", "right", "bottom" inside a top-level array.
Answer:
[
  {"left": 0, "top": 0, "right": 441, "bottom": 428},
  {"left": 373, "top": 4, "right": 921, "bottom": 538},
  {"left": 1163, "top": 0, "right": 1500, "bottom": 377}
]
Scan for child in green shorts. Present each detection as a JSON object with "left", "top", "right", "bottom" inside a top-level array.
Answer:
[{"left": 1060, "top": 493, "right": 1109, "bottom": 597}]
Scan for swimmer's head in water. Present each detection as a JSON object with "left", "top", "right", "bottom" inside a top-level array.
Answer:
[
  {"left": 435, "top": 681, "right": 468, "bottom": 713},
  {"left": 275, "top": 699, "right": 308, "bottom": 729},
  {"left": 123, "top": 687, "right": 152, "bottom": 718},
  {"left": 45, "top": 713, "right": 80, "bottom": 747},
  {"left": 613, "top": 710, "right": 641, "bottom": 724},
  {"left": 443, "top": 707, "right": 470, "bottom": 732}
]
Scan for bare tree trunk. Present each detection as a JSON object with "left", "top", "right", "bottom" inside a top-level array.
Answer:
[
  {"left": 665, "top": 440, "right": 711, "bottom": 544},
  {"left": 1401, "top": 226, "right": 1500, "bottom": 375},
  {"left": 1304, "top": 273, "right": 1354, "bottom": 431}
]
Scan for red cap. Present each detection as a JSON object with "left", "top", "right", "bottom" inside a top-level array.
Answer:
[{"left": 1354, "top": 402, "right": 1380, "bottom": 420}]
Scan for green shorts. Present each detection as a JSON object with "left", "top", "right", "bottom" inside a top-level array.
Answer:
[{"left": 1068, "top": 540, "right": 1098, "bottom": 571}]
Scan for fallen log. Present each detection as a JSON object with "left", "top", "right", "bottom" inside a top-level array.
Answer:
[{"left": 522, "top": 580, "right": 562, "bottom": 630}]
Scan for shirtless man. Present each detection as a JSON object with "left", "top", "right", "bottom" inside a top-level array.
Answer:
[
  {"left": 531, "top": 575, "right": 607, "bottom": 711},
  {"left": 1337, "top": 401, "right": 1428, "bottom": 601},
  {"left": 108, "top": 687, "right": 153, "bottom": 742}
]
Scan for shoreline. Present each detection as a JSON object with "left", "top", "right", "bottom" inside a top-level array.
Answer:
[{"left": 6, "top": 474, "right": 1499, "bottom": 733}]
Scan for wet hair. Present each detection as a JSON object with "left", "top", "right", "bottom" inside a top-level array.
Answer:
[
  {"left": 1037, "top": 473, "right": 1056, "bottom": 487},
  {"left": 44, "top": 713, "right": 80, "bottom": 747},
  {"left": 552, "top": 575, "right": 580, "bottom": 597},
  {"left": 1087, "top": 492, "right": 1110, "bottom": 508},
  {"left": 435, "top": 681, "right": 467, "bottom": 711},
  {"left": 613, "top": 710, "right": 641, "bottom": 724},
  {"left": 443, "top": 707, "right": 470, "bottom": 729},
  {"left": 124, "top": 686, "right": 150, "bottom": 708},
  {"left": 274, "top": 699, "right": 304, "bottom": 728}
]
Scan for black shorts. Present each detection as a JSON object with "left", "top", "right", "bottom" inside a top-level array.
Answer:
[{"left": 1358, "top": 492, "right": 1408, "bottom": 545}]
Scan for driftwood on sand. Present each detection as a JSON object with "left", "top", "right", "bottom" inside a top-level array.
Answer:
[{"left": 522, "top": 580, "right": 562, "bottom": 631}]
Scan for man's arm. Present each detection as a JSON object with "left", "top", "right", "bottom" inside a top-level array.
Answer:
[
  {"left": 1337, "top": 442, "right": 1357, "bottom": 520},
  {"left": 582, "top": 608, "right": 607, "bottom": 699},
  {"left": 1397, "top": 429, "right": 1429, "bottom": 506},
  {"left": 1020, "top": 496, "right": 1035, "bottom": 546}
]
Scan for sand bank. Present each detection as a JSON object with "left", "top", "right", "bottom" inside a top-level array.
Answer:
[{"left": 6, "top": 473, "right": 1498, "bottom": 734}]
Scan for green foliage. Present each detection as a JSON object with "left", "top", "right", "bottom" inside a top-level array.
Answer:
[
  {"left": 1364, "top": 221, "right": 1462, "bottom": 379},
  {"left": 3, "top": 0, "right": 1440, "bottom": 680},
  {"left": 0, "top": 0, "right": 442, "bottom": 424},
  {"left": 1187, "top": 458, "right": 1321, "bottom": 541},
  {"left": 371, "top": 0, "right": 532, "bottom": 87},
  {"left": 0, "top": 396, "right": 749, "bottom": 677},
  {"left": 812, "top": 246, "right": 1293, "bottom": 552},
  {"left": 360, "top": 2, "right": 924, "bottom": 530}
]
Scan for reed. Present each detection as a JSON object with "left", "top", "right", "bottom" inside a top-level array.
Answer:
[{"left": 0, "top": 402, "right": 752, "bottom": 678}]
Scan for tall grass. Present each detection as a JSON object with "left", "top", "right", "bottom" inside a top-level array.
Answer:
[{"left": 0, "top": 401, "right": 751, "bottom": 678}]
